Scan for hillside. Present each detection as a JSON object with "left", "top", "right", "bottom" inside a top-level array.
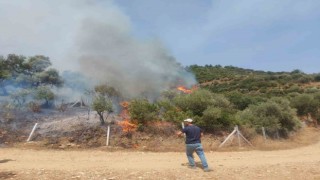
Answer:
[{"left": 188, "top": 65, "right": 320, "bottom": 96}]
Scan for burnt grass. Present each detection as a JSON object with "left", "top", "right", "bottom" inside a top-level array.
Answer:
[
  {"left": 0, "top": 107, "right": 186, "bottom": 151},
  {"left": 1, "top": 107, "right": 318, "bottom": 152}
]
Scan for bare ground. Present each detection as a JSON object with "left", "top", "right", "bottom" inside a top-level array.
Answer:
[{"left": 1, "top": 129, "right": 320, "bottom": 180}]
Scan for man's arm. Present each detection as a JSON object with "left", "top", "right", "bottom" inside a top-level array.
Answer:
[{"left": 176, "top": 131, "right": 183, "bottom": 136}]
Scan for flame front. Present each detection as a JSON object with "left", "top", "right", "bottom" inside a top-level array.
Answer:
[
  {"left": 118, "top": 120, "right": 137, "bottom": 133},
  {"left": 177, "top": 85, "right": 197, "bottom": 94},
  {"left": 118, "top": 101, "right": 137, "bottom": 133}
]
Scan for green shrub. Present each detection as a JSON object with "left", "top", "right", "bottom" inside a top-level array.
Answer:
[
  {"left": 290, "top": 94, "right": 318, "bottom": 116},
  {"left": 199, "top": 106, "right": 236, "bottom": 132},
  {"left": 237, "top": 97, "right": 301, "bottom": 137},
  {"left": 129, "top": 99, "right": 159, "bottom": 126}
]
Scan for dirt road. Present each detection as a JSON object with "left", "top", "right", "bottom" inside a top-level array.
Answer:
[{"left": 1, "top": 141, "right": 320, "bottom": 180}]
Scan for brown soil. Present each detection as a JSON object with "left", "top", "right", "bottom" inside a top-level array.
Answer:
[{"left": 1, "top": 128, "right": 320, "bottom": 180}]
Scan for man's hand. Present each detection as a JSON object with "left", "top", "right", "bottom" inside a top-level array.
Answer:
[{"left": 176, "top": 131, "right": 183, "bottom": 136}]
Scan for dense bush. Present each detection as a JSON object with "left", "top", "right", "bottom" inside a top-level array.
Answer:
[
  {"left": 237, "top": 98, "right": 301, "bottom": 137},
  {"left": 226, "top": 92, "right": 263, "bottom": 110},
  {"left": 290, "top": 94, "right": 318, "bottom": 116},
  {"left": 157, "top": 99, "right": 192, "bottom": 125},
  {"left": 129, "top": 99, "right": 159, "bottom": 126},
  {"left": 173, "top": 89, "right": 215, "bottom": 116},
  {"left": 199, "top": 106, "right": 236, "bottom": 132}
]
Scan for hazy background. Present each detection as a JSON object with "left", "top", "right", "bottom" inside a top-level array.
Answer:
[{"left": 0, "top": 0, "right": 319, "bottom": 81}]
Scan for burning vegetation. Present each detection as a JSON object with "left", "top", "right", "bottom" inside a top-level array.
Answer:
[
  {"left": 1, "top": 52, "right": 319, "bottom": 150},
  {"left": 176, "top": 85, "right": 198, "bottom": 94},
  {"left": 118, "top": 101, "right": 137, "bottom": 134}
]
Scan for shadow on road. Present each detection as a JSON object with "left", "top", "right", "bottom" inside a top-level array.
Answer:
[{"left": 0, "top": 159, "right": 14, "bottom": 163}]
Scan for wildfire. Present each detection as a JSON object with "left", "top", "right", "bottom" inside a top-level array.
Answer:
[
  {"left": 119, "top": 101, "right": 130, "bottom": 120},
  {"left": 176, "top": 85, "right": 197, "bottom": 94},
  {"left": 118, "top": 120, "right": 137, "bottom": 133},
  {"left": 118, "top": 101, "right": 137, "bottom": 133}
]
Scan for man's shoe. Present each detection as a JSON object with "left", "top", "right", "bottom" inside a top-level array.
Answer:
[{"left": 203, "top": 168, "right": 212, "bottom": 172}]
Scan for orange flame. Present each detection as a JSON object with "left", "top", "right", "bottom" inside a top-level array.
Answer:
[
  {"left": 118, "top": 101, "right": 137, "bottom": 133},
  {"left": 176, "top": 85, "right": 197, "bottom": 94},
  {"left": 119, "top": 101, "right": 130, "bottom": 120},
  {"left": 118, "top": 120, "right": 137, "bottom": 133}
]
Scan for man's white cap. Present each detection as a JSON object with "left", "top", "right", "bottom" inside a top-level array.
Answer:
[{"left": 184, "top": 118, "right": 193, "bottom": 123}]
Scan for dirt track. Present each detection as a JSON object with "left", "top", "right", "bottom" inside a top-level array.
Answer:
[{"left": 1, "top": 140, "right": 320, "bottom": 180}]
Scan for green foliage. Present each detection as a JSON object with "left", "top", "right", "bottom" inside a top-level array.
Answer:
[
  {"left": 226, "top": 92, "right": 264, "bottom": 110},
  {"left": 237, "top": 98, "right": 301, "bottom": 137},
  {"left": 290, "top": 94, "right": 318, "bottom": 116},
  {"left": 36, "top": 68, "right": 63, "bottom": 87},
  {"left": 314, "top": 74, "right": 320, "bottom": 82},
  {"left": 94, "top": 84, "right": 121, "bottom": 98},
  {"left": 1, "top": 54, "right": 63, "bottom": 91},
  {"left": 129, "top": 99, "right": 159, "bottom": 125},
  {"left": 189, "top": 65, "right": 317, "bottom": 97},
  {"left": 169, "top": 89, "right": 237, "bottom": 132},
  {"left": 157, "top": 99, "right": 192, "bottom": 124},
  {"left": 34, "top": 86, "right": 55, "bottom": 107},
  {"left": 199, "top": 106, "right": 236, "bottom": 132},
  {"left": 0, "top": 57, "right": 9, "bottom": 80},
  {"left": 173, "top": 89, "right": 215, "bottom": 116},
  {"left": 25, "top": 55, "right": 51, "bottom": 73},
  {"left": 92, "top": 95, "right": 113, "bottom": 125}
]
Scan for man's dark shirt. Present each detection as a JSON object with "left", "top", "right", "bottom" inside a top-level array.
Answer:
[{"left": 182, "top": 125, "right": 202, "bottom": 144}]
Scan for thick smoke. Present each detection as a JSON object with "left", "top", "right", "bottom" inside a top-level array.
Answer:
[
  {"left": 0, "top": 0, "right": 197, "bottom": 99},
  {"left": 75, "top": 19, "right": 196, "bottom": 98}
]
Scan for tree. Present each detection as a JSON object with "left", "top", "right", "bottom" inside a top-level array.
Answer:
[
  {"left": 92, "top": 95, "right": 113, "bottom": 125},
  {"left": 94, "top": 84, "right": 121, "bottom": 98},
  {"left": 36, "top": 68, "right": 63, "bottom": 87},
  {"left": 24, "top": 55, "right": 51, "bottom": 74},
  {"left": 5, "top": 54, "right": 26, "bottom": 75},
  {"left": 0, "top": 54, "right": 64, "bottom": 100},
  {"left": 0, "top": 57, "right": 10, "bottom": 95},
  {"left": 34, "top": 86, "right": 55, "bottom": 107},
  {"left": 238, "top": 97, "right": 301, "bottom": 137}
]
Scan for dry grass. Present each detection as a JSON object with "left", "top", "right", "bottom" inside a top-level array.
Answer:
[
  {"left": 11, "top": 126, "right": 320, "bottom": 153},
  {"left": 251, "top": 127, "right": 320, "bottom": 151}
]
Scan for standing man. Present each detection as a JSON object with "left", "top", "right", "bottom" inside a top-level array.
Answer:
[{"left": 177, "top": 118, "right": 211, "bottom": 172}]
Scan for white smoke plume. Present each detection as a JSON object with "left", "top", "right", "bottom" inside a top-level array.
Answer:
[
  {"left": 75, "top": 19, "right": 196, "bottom": 98},
  {"left": 0, "top": 0, "right": 197, "bottom": 99}
]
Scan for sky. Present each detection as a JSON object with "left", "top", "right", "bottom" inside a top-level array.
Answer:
[{"left": 0, "top": 0, "right": 320, "bottom": 73}]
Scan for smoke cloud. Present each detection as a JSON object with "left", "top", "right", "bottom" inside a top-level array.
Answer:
[
  {"left": 0, "top": 0, "right": 196, "bottom": 99},
  {"left": 75, "top": 19, "right": 196, "bottom": 98}
]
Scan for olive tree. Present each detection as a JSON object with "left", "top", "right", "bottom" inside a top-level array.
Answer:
[
  {"left": 92, "top": 95, "right": 113, "bottom": 125},
  {"left": 34, "top": 86, "right": 55, "bottom": 107},
  {"left": 237, "top": 97, "right": 301, "bottom": 137}
]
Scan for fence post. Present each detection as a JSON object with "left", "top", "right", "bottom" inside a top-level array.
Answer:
[
  {"left": 27, "top": 123, "right": 38, "bottom": 142},
  {"left": 262, "top": 127, "right": 267, "bottom": 141},
  {"left": 106, "top": 125, "right": 110, "bottom": 146}
]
